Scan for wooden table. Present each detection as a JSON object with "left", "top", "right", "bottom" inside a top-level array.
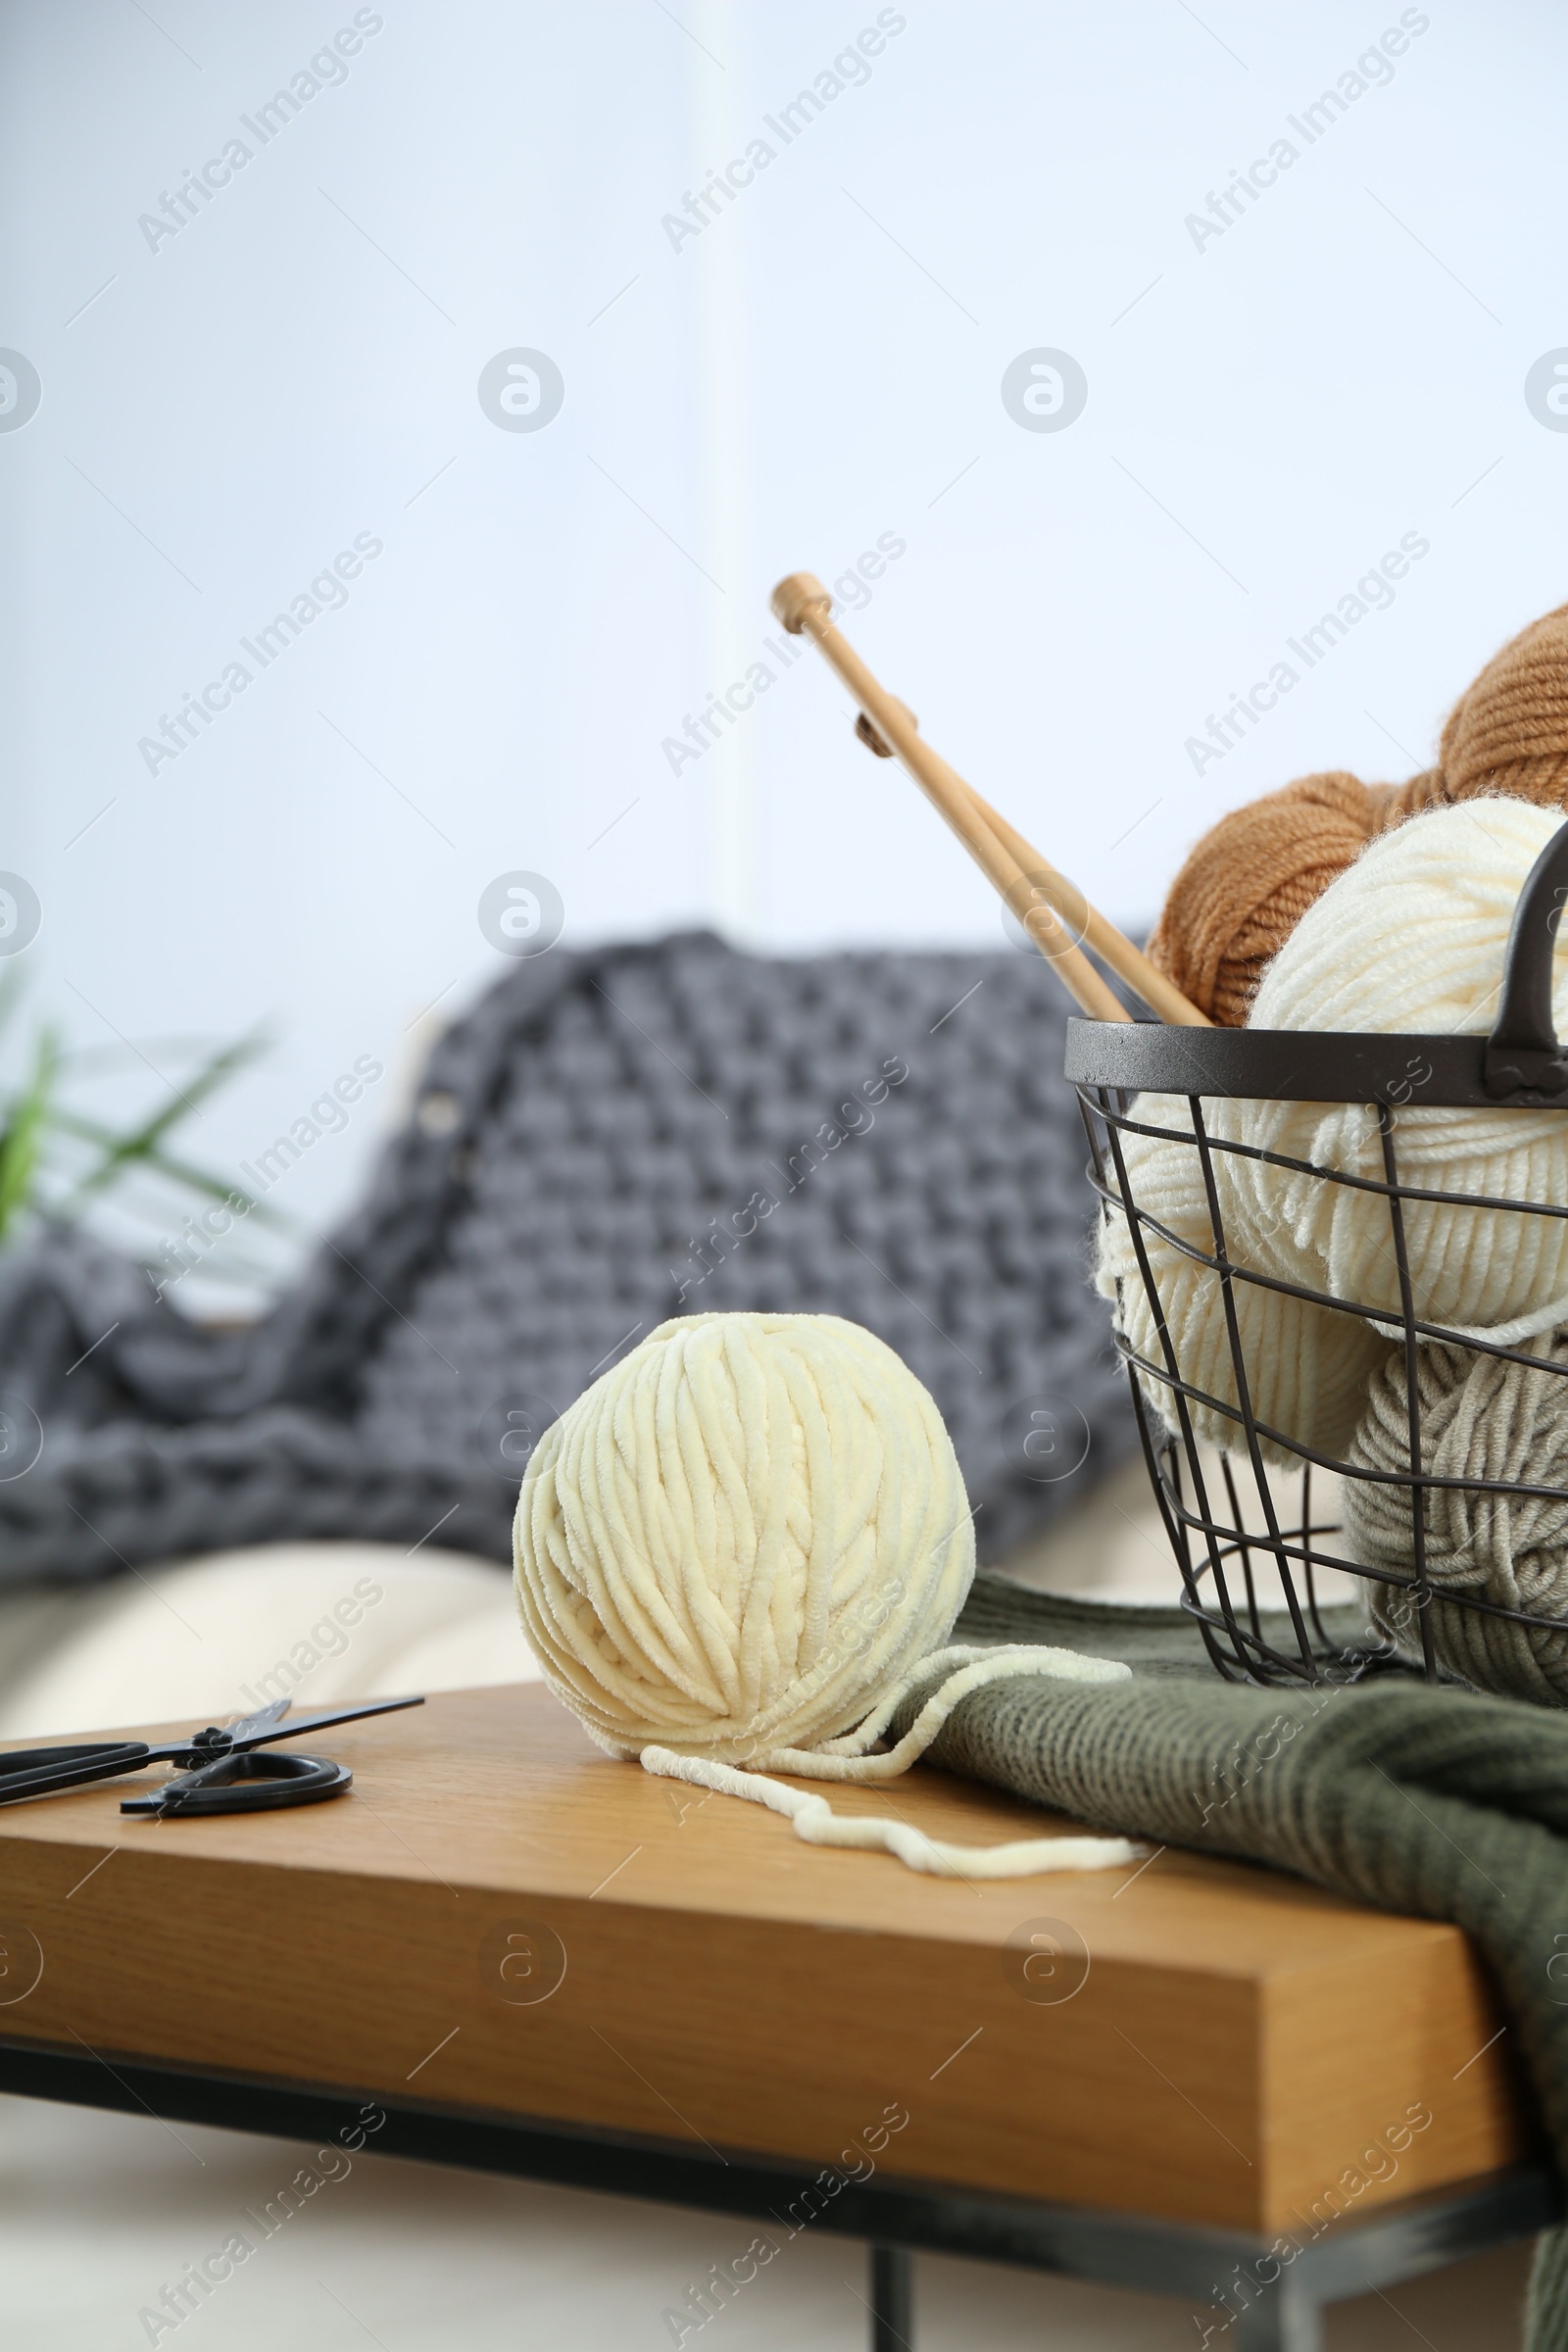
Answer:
[{"left": 0, "top": 1685, "right": 1552, "bottom": 2349}]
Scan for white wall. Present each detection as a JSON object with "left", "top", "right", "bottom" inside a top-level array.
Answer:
[{"left": 1, "top": 0, "right": 1563, "bottom": 1300}]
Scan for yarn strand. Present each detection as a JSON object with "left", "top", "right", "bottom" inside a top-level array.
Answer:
[
  {"left": 752, "top": 1645, "right": 1132, "bottom": 1780},
  {"left": 641, "top": 1746, "right": 1142, "bottom": 1878},
  {"left": 640, "top": 1644, "right": 1141, "bottom": 1874}
]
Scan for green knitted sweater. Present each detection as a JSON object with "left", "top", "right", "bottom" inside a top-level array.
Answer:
[{"left": 916, "top": 1578, "right": 1568, "bottom": 2347}]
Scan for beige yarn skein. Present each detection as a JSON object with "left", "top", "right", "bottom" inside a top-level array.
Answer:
[
  {"left": 1345, "top": 1338, "right": 1568, "bottom": 1704},
  {"left": 514, "top": 1312, "right": 1139, "bottom": 1878}
]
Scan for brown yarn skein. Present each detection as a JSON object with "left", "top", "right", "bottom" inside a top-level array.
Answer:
[
  {"left": 1146, "top": 771, "right": 1436, "bottom": 1027},
  {"left": 1344, "top": 1337, "right": 1568, "bottom": 1706},
  {"left": 1148, "top": 597, "right": 1568, "bottom": 1025},
  {"left": 1441, "top": 600, "right": 1568, "bottom": 809}
]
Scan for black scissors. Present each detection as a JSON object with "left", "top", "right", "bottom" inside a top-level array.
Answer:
[{"left": 0, "top": 1693, "right": 424, "bottom": 1818}]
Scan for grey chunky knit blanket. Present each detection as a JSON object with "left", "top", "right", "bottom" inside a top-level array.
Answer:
[{"left": 0, "top": 933, "right": 1132, "bottom": 1587}]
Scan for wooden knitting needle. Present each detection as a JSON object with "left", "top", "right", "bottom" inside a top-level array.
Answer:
[
  {"left": 769, "top": 573, "right": 1124, "bottom": 1022},
  {"left": 859, "top": 712, "right": 1210, "bottom": 1030},
  {"left": 770, "top": 571, "right": 1210, "bottom": 1029}
]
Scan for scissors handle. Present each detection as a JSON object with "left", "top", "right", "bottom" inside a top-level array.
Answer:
[
  {"left": 0, "top": 1741, "right": 152, "bottom": 1806},
  {"left": 122, "top": 1749, "right": 353, "bottom": 1817},
  {"left": 0, "top": 1694, "right": 424, "bottom": 1810}
]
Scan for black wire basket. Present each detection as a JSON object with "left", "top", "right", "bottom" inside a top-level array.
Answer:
[{"left": 1067, "top": 817, "right": 1568, "bottom": 1690}]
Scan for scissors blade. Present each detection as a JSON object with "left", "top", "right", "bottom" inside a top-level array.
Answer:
[
  {"left": 139, "top": 1695, "right": 293, "bottom": 1766},
  {"left": 226, "top": 1696, "right": 292, "bottom": 1742},
  {"left": 228, "top": 1694, "right": 425, "bottom": 1752}
]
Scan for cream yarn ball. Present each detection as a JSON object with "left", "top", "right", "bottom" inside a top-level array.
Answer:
[
  {"left": 514, "top": 1312, "right": 1137, "bottom": 1877},
  {"left": 516, "top": 1309, "right": 974, "bottom": 1762},
  {"left": 1098, "top": 799, "right": 1568, "bottom": 1463},
  {"left": 1345, "top": 1336, "right": 1568, "bottom": 1704}
]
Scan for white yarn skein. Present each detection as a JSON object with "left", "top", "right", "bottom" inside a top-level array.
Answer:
[
  {"left": 1094, "top": 1095, "right": 1392, "bottom": 1461},
  {"left": 1213, "top": 798, "right": 1568, "bottom": 1348},
  {"left": 1098, "top": 800, "right": 1568, "bottom": 1464},
  {"left": 514, "top": 1312, "right": 1139, "bottom": 1879}
]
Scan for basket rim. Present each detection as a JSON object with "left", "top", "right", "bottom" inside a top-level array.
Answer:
[
  {"left": 1072, "top": 811, "right": 1568, "bottom": 1108},
  {"left": 1064, "top": 1017, "right": 1568, "bottom": 1109}
]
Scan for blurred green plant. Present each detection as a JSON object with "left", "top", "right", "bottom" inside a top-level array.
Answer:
[{"left": 0, "top": 968, "right": 292, "bottom": 1283}]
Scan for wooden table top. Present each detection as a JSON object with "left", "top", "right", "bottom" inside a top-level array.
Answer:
[{"left": 0, "top": 1684, "right": 1522, "bottom": 2235}]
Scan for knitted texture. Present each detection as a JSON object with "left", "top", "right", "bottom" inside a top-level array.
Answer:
[
  {"left": 1346, "top": 1335, "right": 1568, "bottom": 1704},
  {"left": 921, "top": 1579, "right": 1568, "bottom": 2345},
  {"left": 0, "top": 935, "right": 1133, "bottom": 1587}
]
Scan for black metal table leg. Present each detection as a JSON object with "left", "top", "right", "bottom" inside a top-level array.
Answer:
[
  {"left": 869, "top": 2243, "right": 913, "bottom": 2350},
  {"left": 1233, "top": 2274, "right": 1321, "bottom": 2352}
]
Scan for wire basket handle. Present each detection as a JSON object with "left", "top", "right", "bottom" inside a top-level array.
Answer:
[{"left": 1483, "top": 814, "right": 1568, "bottom": 1099}]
